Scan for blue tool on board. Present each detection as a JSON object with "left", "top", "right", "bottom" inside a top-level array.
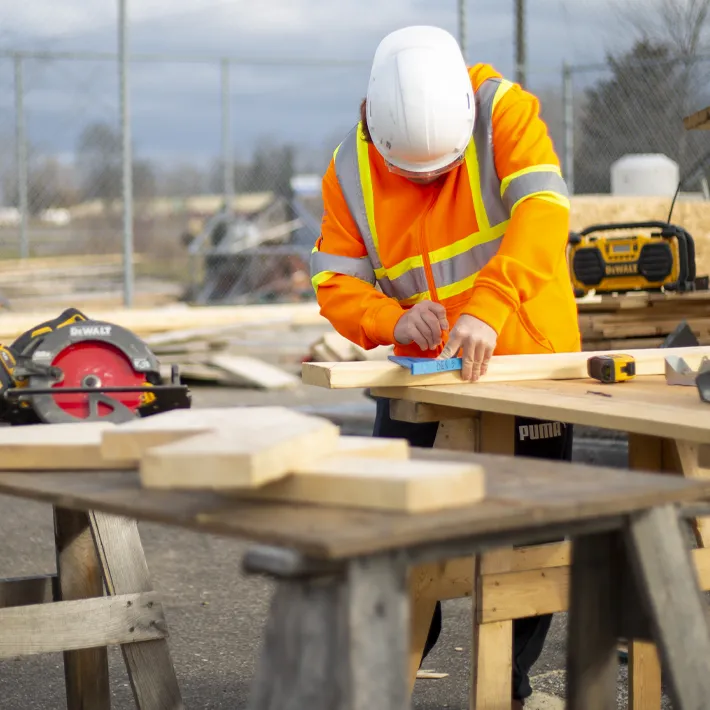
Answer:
[{"left": 388, "top": 355, "right": 463, "bottom": 376}]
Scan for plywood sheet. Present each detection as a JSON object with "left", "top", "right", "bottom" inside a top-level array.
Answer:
[
  {"left": 302, "top": 346, "right": 710, "bottom": 389},
  {"left": 372, "top": 376, "right": 710, "bottom": 443}
]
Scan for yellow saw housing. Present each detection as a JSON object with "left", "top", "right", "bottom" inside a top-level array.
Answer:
[{"left": 567, "top": 221, "right": 699, "bottom": 297}]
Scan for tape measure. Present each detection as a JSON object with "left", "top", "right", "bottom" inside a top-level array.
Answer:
[{"left": 587, "top": 354, "right": 636, "bottom": 384}]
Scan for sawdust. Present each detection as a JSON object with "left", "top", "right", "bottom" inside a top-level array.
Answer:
[{"left": 569, "top": 195, "right": 710, "bottom": 278}]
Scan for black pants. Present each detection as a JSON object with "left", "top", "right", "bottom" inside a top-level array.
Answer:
[{"left": 372, "top": 397, "right": 574, "bottom": 702}]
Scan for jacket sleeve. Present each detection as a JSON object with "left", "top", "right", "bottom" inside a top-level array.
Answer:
[
  {"left": 460, "top": 83, "right": 571, "bottom": 335},
  {"left": 311, "top": 159, "right": 406, "bottom": 349}
]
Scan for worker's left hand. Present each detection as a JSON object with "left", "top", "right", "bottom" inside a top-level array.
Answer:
[{"left": 438, "top": 314, "right": 497, "bottom": 382}]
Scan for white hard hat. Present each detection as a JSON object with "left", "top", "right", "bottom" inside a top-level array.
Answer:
[{"left": 365, "top": 26, "right": 475, "bottom": 176}]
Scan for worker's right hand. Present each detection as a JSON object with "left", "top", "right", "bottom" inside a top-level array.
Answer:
[{"left": 393, "top": 301, "right": 449, "bottom": 351}]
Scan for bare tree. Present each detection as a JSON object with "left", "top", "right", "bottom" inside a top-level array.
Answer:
[
  {"left": 611, "top": 0, "right": 710, "bottom": 169},
  {"left": 614, "top": 0, "right": 710, "bottom": 58}
]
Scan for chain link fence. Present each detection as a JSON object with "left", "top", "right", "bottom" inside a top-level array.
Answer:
[
  {"left": 564, "top": 54, "right": 710, "bottom": 195},
  {"left": 3, "top": 41, "right": 710, "bottom": 308}
]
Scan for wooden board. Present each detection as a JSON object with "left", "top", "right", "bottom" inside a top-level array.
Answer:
[
  {"left": 0, "top": 302, "right": 326, "bottom": 341},
  {"left": 0, "top": 447, "right": 709, "bottom": 559},
  {"left": 302, "top": 346, "right": 710, "bottom": 389},
  {"left": 0, "top": 422, "right": 135, "bottom": 471},
  {"left": 206, "top": 354, "right": 300, "bottom": 390},
  {"left": 372, "top": 376, "right": 710, "bottom": 444},
  {"left": 238, "top": 457, "right": 484, "bottom": 513},
  {"left": 103, "top": 407, "right": 342, "bottom": 489},
  {"left": 684, "top": 105, "right": 710, "bottom": 130}
]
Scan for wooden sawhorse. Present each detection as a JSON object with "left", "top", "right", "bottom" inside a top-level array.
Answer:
[
  {"left": 1, "top": 506, "right": 183, "bottom": 709},
  {"left": 384, "top": 393, "right": 710, "bottom": 710}
]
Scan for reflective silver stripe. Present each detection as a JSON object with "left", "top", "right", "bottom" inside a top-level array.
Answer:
[
  {"left": 380, "top": 267, "right": 429, "bottom": 301},
  {"left": 430, "top": 237, "right": 503, "bottom": 288},
  {"left": 334, "top": 127, "right": 383, "bottom": 270},
  {"left": 310, "top": 250, "right": 376, "bottom": 286},
  {"left": 501, "top": 171, "right": 569, "bottom": 212},
  {"left": 473, "top": 78, "right": 509, "bottom": 227}
]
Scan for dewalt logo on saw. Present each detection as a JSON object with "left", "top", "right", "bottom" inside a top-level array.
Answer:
[{"left": 69, "top": 325, "right": 112, "bottom": 337}]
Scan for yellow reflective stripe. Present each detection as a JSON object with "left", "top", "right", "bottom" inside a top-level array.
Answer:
[
  {"left": 492, "top": 79, "right": 514, "bottom": 113},
  {"left": 464, "top": 137, "right": 490, "bottom": 231},
  {"left": 311, "top": 271, "right": 336, "bottom": 290},
  {"left": 511, "top": 191, "right": 571, "bottom": 214},
  {"left": 333, "top": 142, "right": 341, "bottom": 160},
  {"left": 435, "top": 272, "right": 480, "bottom": 301},
  {"left": 356, "top": 125, "right": 380, "bottom": 253},
  {"left": 500, "top": 164, "right": 562, "bottom": 197},
  {"left": 398, "top": 291, "right": 431, "bottom": 306},
  {"left": 428, "top": 221, "right": 508, "bottom": 265},
  {"left": 374, "top": 266, "right": 386, "bottom": 280},
  {"left": 385, "top": 254, "right": 425, "bottom": 280}
]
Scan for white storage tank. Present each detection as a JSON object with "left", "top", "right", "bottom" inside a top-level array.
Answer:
[{"left": 610, "top": 153, "right": 679, "bottom": 196}]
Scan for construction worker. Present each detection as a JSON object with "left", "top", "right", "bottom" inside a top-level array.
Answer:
[{"left": 310, "top": 25, "right": 579, "bottom": 709}]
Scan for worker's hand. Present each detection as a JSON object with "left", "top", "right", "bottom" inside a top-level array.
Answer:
[
  {"left": 438, "top": 314, "right": 497, "bottom": 382},
  {"left": 393, "top": 301, "right": 449, "bottom": 352}
]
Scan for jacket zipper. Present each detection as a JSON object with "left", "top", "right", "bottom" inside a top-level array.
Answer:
[
  {"left": 419, "top": 191, "right": 438, "bottom": 302},
  {"left": 418, "top": 191, "right": 450, "bottom": 347}
]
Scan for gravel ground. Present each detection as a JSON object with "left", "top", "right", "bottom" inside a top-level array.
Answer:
[{"left": 0, "top": 382, "right": 676, "bottom": 709}]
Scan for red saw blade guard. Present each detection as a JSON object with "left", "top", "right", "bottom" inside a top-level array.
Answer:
[{"left": 50, "top": 341, "right": 147, "bottom": 420}]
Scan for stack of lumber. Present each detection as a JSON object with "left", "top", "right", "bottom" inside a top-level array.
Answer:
[
  {"left": 308, "top": 330, "right": 393, "bottom": 362},
  {"left": 0, "top": 407, "right": 485, "bottom": 514},
  {"left": 577, "top": 291, "right": 710, "bottom": 351},
  {"left": 0, "top": 302, "right": 331, "bottom": 390},
  {"left": 0, "top": 254, "right": 180, "bottom": 310}
]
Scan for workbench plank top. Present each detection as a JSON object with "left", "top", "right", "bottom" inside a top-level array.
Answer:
[
  {"left": 371, "top": 375, "right": 710, "bottom": 442},
  {"left": 0, "top": 449, "right": 707, "bottom": 559}
]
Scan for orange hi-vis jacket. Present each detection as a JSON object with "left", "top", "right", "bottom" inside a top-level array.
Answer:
[{"left": 311, "top": 63, "right": 581, "bottom": 358}]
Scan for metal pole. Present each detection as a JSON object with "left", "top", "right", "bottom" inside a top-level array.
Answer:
[
  {"left": 563, "top": 62, "right": 575, "bottom": 194},
  {"left": 221, "top": 58, "right": 235, "bottom": 215},
  {"left": 458, "top": 0, "right": 467, "bottom": 62},
  {"left": 14, "top": 54, "right": 29, "bottom": 259},
  {"left": 515, "top": 0, "right": 526, "bottom": 87},
  {"left": 118, "top": 0, "right": 133, "bottom": 307}
]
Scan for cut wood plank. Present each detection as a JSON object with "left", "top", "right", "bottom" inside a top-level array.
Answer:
[
  {"left": 138, "top": 408, "right": 341, "bottom": 489},
  {"left": 207, "top": 354, "right": 300, "bottom": 390},
  {"left": 236, "top": 457, "right": 485, "bottom": 513},
  {"left": 302, "top": 346, "right": 710, "bottom": 389},
  {"left": 0, "top": 422, "right": 134, "bottom": 471},
  {"left": 335, "top": 436, "right": 410, "bottom": 459},
  {"left": 101, "top": 407, "right": 227, "bottom": 462}
]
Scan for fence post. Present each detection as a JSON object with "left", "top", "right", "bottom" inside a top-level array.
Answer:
[
  {"left": 118, "top": 0, "right": 134, "bottom": 308},
  {"left": 221, "top": 58, "right": 235, "bottom": 215},
  {"left": 457, "top": 0, "right": 467, "bottom": 62},
  {"left": 14, "top": 53, "right": 29, "bottom": 259},
  {"left": 562, "top": 61, "right": 574, "bottom": 195}
]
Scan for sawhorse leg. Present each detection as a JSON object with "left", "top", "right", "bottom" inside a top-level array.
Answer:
[
  {"left": 393, "top": 400, "right": 517, "bottom": 708},
  {"left": 627, "top": 434, "right": 710, "bottom": 710},
  {"left": 568, "top": 504, "right": 710, "bottom": 709},
  {"left": 55, "top": 507, "right": 183, "bottom": 710}
]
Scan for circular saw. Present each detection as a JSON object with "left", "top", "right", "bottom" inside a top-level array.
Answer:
[{"left": 0, "top": 308, "right": 191, "bottom": 425}]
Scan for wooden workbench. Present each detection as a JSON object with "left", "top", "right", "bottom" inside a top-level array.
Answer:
[
  {"left": 0, "top": 451, "right": 709, "bottom": 709},
  {"left": 372, "top": 374, "right": 710, "bottom": 709}
]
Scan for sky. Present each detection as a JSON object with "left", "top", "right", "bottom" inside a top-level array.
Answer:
[{"left": 0, "top": 0, "right": 633, "bottom": 174}]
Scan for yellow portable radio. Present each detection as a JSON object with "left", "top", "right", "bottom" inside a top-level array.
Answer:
[{"left": 567, "top": 221, "right": 702, "bottom": 297}]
